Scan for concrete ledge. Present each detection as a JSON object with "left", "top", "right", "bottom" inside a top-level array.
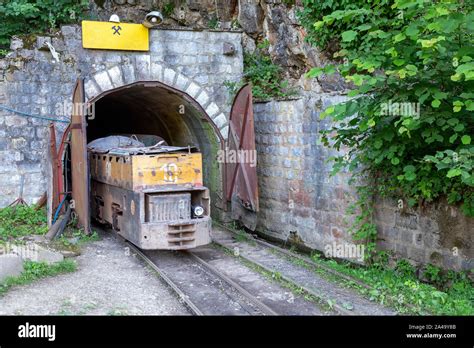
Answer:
[{"left": 0, "top": 254, "right": 23, "bottom": 282}]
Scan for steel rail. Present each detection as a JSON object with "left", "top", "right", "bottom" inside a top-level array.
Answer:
[
  {"left": 186, "top": 250, "right": 278, "bottom": 316},
  {"left": 210, "top": 237, "right": 352, "bottom": 315},
  {"left": 214, "top": 222, "right": 371, "bottom": 289},
  {"left": 128, "top": 239, "right": 277, "bottom": 316},
  {"left": 214, "top": 223, "right": 429, "bottom": 316},
  {"left": 126, "top": 241, "right": 204, "bottom": 316}
]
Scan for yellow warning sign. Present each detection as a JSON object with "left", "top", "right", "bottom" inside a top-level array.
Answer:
[{"left": 82, "top": 20, "right": 149, "bottom": 51}]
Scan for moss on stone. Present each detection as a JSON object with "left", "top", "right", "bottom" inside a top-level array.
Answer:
[
  {"left": 94, "top": 0, "right": 106, "bottom": 9},
  {"left": 18, "top": 34, "right": 37, "bottom": 50},
  {"left": 201, "top": 121, "right": 225, "bottom": 221}
]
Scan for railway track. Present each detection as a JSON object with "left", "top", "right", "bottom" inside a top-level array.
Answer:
[
  {"left": 109, "top": 224, "right": 420, "bottom": 315},
  {"left": 211, "top": 224, "right": 398, "bottom": 316},
  {"left": 127, "top": 242, "right": 278, "bottom": 316},
  {"left": 122, "top": 226, "right": 397, "bottom": 315},
  {"left": 212, "top": 223, "right": 434, "bottom": 316},
  {"left": 213, "top": 222, "right": 370, "bottom": 289}
]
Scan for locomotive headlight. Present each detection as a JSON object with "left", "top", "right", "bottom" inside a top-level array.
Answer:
[{"left": 193, "top": 205, "right": 205, "bottom": 218}]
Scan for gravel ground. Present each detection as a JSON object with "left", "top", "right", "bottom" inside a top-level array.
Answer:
[{"left": 0, "top": 232, "right": 189, "bottom": 315}]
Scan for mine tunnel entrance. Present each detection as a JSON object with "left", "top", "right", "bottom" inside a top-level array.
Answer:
[
  {"left": 87, "top": 81, "right": 224, "bottom": 202},
  {"left": 64, "top": 80, "right": 225, "bottom": 235},
  {"left": 64, "top": 79, "right": 258, "bottom": 236}
]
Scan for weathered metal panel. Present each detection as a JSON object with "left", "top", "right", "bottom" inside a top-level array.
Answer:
[
  {"left": 82, "top": 20, "right": 149, "bottom": 51},
  {"left": 90, "top": 152, "right": 203, "bottom": 190},
  {"left": 145, "top": 193, "right": 191, "bottom": 222},
  {"left": 57, "top": 124, "right": 71, "bottom": 204},
  {"left": 133, "top": 153, "right": 203, "bottom": 189},
  {"left": 91, "top": 180, "right": 141, "bottom": 232},
  {"left": 91, "top": 179, "right": 211, "bottom": 250},
  {"left": 70, "top": 79, "right": 91, "bottom": 233},
  {"left": 142, "top": 217, "right": 212, "bottom": 250},
  {"left": 48, "top": 123, "right": 59, "bottom": 212},
  {"left": 89, "top": 153, "right": 134, "bottom": 190},
  {"left": 225, "top": 84, "right": 259, "bottom": 230}
]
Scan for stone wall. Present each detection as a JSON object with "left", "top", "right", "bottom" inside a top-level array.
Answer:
[
  {"left": 376, "top": 199, "right": 473, "bottom": 270},
  {"left": 0, "top": 26, "right": 243, "bottom": 207},
  {"left": 253, "top": 93, "right": 474, "bottom": 271},
  {"left": 0, "top": 68, "right": 47, "bottom": 206},
  {"left": 254, "top": 92, "right": 354, "bottom": 252}
]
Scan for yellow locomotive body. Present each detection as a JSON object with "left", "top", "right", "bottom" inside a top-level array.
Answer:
[{"left": 89, "top": 146, "right": 211, "bottom": 250}]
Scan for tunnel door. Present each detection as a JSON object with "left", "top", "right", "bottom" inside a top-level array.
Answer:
[
  {"left": 225, "top": 84, "right": 259, "bottom": 230},
  {"left": 70, "top": 78, "right": 91, "bottom": 234}
]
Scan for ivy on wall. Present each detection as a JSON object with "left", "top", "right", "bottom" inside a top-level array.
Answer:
[
  {"left": 299, "top": 0, "right": 474, "bottom": 219},
  {"left": 297, "top": 0, "right": 474, "bottom": 262},
  {"left": 225, "top": 40, "right": 297, "bottom": 101}
]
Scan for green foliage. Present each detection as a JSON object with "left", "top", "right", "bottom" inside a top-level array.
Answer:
[
  {"left": 226, "top": 40, "right": 297, "bottom": 101},
  {"left": 0, "top": 260, "right": 77, "bottom": 296},
  {"left": 55, "top": 229, "right": 99, "bottom": 249},
  {"left": 370, "top": 250, "right": 390, "bottom": 270},
  {"left": 346, "top": 186, "right": 378, "bottom": 260},
  {"left": 0, "top": 204, "right": 99, "bottom": 250},
  {"left": 395, "top": 259, "right": 416, "bottom": 278},
  {"left": 223, "top": 80, "right": 242, "bottom": 99},
  {"left": 282, "top": 0, "right": 296, "bottom": 7},
  {"left": 424, "top": 263, "right": 442, "bottom": 285},
  {"left": 298, "top": 0, "right": 386, "bottom": 56},
  {"left": 230, "top": 18, "right": 241, "bottom": 30},
  {"left": 0, "top": 0, "right": 88, "bottom": 54},
  {"left": 310, "top": 254, "right": 474, "bottom": 315},
  {"left": 0, "top": 206, "right": 48, "bottom": 242},
  {"left": 422, "top": 263, "right": 473, "bottom": 291},
  {"left": 244, "top": 40, "right": 295, "bottom": 100},
  {"left": 300, "top": 0, "right": 474, "bottom": 219},
  {"left": 208, "top": 15, "right": 219, "bottom": 29},
  {"left": 162, "top": 2, "right": 175, "bottom": 18}
]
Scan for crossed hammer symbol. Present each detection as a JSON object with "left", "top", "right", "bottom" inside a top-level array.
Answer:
[{"left": 111, "top": 25, "right": 122, "bottom": 35}]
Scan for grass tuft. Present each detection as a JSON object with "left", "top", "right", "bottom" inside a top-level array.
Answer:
[
  {"left": 0, "top": 206, "right": 48, "bottom": 242},
  {"left": 0, "top": 259, "right": 77, "bottom": 296}
]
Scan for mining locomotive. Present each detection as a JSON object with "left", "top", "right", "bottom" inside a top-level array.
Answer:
[{"left": 88, "top": 136, "right": 211, "bottom": 250}]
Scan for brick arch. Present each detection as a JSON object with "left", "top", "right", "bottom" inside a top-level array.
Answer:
[{"left": 83, "top": 64, "right": 229, "bottom": 139}]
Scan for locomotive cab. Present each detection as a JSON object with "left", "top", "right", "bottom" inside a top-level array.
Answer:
[{"left": 89, "top": 136, "right": 212, "bottom": 250}]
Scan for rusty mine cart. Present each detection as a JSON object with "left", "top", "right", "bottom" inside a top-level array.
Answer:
[{"left": 88, "top": 136, "right": 211, "bottom": 250}]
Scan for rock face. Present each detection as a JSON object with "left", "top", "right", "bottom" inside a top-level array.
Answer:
[
  {"left": 264, "top": 5, "right": 305, "bottom": 71},
  {"left": 90, "top": 0, "right": 237, "bottom": 28},
  {"left": 85, "top": 0, "right": 336, "bottom": 88},
  {"left": 0, "top": 254, "right": 24, "bottom": 282},
  {"left": 238, "top": 0, "right": 264, "bottom": 35}
]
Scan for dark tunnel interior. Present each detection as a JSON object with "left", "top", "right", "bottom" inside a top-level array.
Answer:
[{"left": 86, "top": 82, "right": 223, "bottom": 202}]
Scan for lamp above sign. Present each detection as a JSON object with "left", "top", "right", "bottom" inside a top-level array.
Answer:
[{"left": 82, "top": 20, "right": 149, "bottom": 51}]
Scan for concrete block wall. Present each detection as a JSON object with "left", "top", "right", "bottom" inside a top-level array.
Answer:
[
  {"left": 376, "top": 198, "right": 473, "bottom": 270},
  {"left": 254, "top": 93, "right": 356, "bottom": 253}
]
